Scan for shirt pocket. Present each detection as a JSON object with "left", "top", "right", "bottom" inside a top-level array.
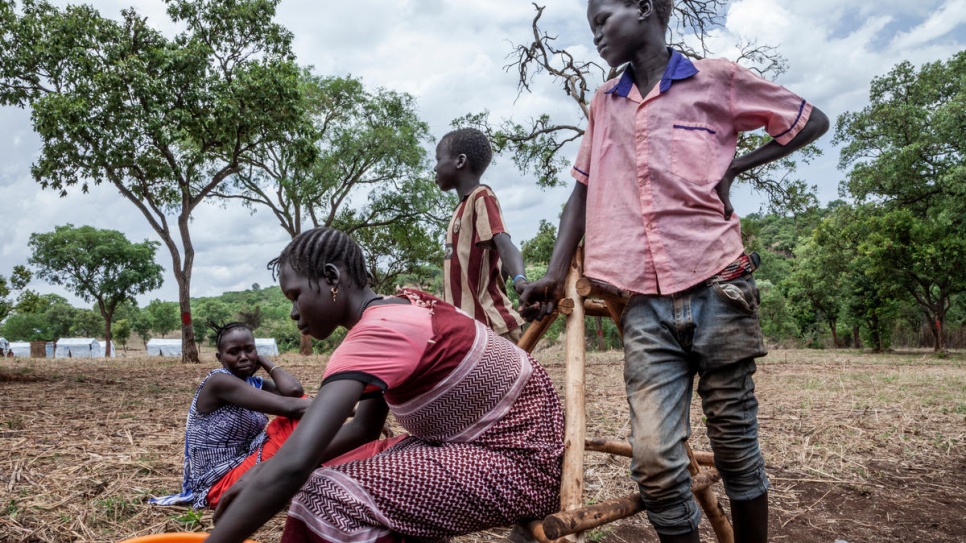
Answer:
[{"left": 669, "top": 122, "right": 719, "bottom": 185}]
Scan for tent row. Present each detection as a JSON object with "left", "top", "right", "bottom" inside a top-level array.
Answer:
[
  {"left": 146, "top": 338, "right": 279, "bottom": 357},
  {"left": 2, "top": 337, "right": 278, "bottom": 358}
]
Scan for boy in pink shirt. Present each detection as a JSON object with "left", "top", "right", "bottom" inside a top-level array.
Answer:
[{"left": 519, "top": 1, "right": 829, "bottom": 542}]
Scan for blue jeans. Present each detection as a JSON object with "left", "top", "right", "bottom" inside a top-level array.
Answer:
[{"left": 621, "top": 275, "right": 769, "bottom": 535}]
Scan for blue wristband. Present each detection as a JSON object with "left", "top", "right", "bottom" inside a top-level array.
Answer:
[{"left": 512, "top": 274, "right": 526, "bottom": 283}]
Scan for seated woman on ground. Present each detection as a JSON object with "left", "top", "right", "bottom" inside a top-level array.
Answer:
[
  {"left": 150, "top": 321, "right": 312, "bottom": 509},
  {"left": 205, "top": 227, "right": 565, "bottom": 543}
]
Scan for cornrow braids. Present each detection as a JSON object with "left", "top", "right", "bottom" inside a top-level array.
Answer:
[
  {"left": 440, "top": 128, "right": 492, "bottom": 175},
  {"left": 206, "top": 319, "right": 253, "bottom": 350},
  {"left": 268, "top": 227, "right": 370, "bottom": 289}
]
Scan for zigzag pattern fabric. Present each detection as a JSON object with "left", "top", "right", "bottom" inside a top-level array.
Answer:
[
  {"left": 282, "top": 364, "right": 564, "bottom": 543},
  {"left": 390, "top": 321, "right": 531, "bottom": 443}
]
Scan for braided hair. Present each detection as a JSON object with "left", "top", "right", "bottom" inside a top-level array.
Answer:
[
  {"left": 268, "top": 227, "right": 370, "bottom": 289},
  {"left": 440, "top": 128, "right": 492, "bottom": 175},
  {"left": 206, "top": 319, "right": 253, "bottom": 351}
]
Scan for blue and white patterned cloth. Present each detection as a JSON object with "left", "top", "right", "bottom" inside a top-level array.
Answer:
[{"left": 150, "top": 368, "right": 268, "bottom": 508}]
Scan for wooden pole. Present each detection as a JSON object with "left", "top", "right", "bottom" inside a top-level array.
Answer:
[
  {"left": 517, "top": 311, "right": 559, "bottom": 354},
  {"left": 687, "top": 448, "right": 733, "bottom": 543},
  {"left": 542, "top": 469, "right": 722, "bottom": 540},
  {"left": 560, "top": 247, "right": 587, "bottom": 542},
  {"left": 585, "top": 439, "right": 715, "bottom": 467}
]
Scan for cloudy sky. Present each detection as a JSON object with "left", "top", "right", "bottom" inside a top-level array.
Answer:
[{"left": 1, "top": 0, "right": 965, "bottom": 307}]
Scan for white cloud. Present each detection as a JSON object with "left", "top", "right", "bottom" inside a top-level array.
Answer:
[{"left": 1, "top": 0, "right": 964, "bottom": 307}]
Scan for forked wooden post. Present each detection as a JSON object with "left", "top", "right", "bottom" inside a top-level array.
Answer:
[
  {"left": 560, "top": 246, "right": 587, "bottom": 542},
  {"left": 515, "top": 251, "right": 734, "bottom": 543}
]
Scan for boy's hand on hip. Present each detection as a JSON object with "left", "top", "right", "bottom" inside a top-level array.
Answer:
[{"left": 715, "top": 170, "right": 737, "bottom": 220}]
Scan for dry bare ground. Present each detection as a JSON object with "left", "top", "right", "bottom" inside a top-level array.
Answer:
[{"left": 1, "top": 346, "right": 964, "bottom": 543}]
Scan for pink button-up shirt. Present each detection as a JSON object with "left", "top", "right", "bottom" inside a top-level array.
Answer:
[{"left": 572, "top": 51, "right": 812, "bottom": 294}]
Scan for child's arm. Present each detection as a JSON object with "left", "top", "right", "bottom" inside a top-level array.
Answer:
[
  {"left": 518, "top": 183, "right": 587, "bottom": 321},
  {"left": 256, "top": 355, "right": 304, "bottom": 397},
  {"left": 716, "top": 106, "right": 830, "bottom": 219},
  {"left": 492, "top": 233, "right": 527, "bottom": 294}
]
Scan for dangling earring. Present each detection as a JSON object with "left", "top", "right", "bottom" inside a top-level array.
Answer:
[{"left": 331, "top": 286, "right": 338, "bottom": 301}]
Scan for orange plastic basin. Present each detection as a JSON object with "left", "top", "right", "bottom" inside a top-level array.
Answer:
[{"left": 117, "top": 534, "right": 257, "bottom": 543}]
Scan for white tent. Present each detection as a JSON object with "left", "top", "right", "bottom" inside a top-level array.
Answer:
[
  {"left": 9, "top": 341, "right": 31, "bottom": 357},
  {"left": 146, "top": 338, "right": 183, "bottom": 357},
  {"left": 54, "top": 338, "right": 101, "bottom": 358},
  {"left": 98, "top": 341, "right": 117, "bottom": 358},
  {"left": 0, "top": 338, "right": 9, "bottom": 357},
  {"left": 254, "top": 338, "right": 279, "bottom": 356}
]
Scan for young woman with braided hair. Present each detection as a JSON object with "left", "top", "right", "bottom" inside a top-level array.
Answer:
[
  {"left": 206, "top": 227, "right": 564, "bottom": 543},
  {"left": 150, "top": 321, "right": 312, "bottom": 509}
]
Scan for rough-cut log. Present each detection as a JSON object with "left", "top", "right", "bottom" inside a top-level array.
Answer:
[
  {"left": 542, "top": 469, "right": 722, "bottom": 540},
  {"left": 687, "top": 448, "right": 733, "bottom": 543},
  {"left": 557, "top": 297, "right": 576, "bottom": 315},
  {"left": 517, "top": 311, "right": 559, "bottom": 354},
  {"left": 560, "top": 247, "right": 587, "bottom": 519},
  {"left": 575, "top": 277, "right": 635, "bottom": 300},
  {"left": 585, "top": 439, "right": 715, "bottom": 466},
  {"left": 581, "top": 299, "right": 610, "bottom": 317}
]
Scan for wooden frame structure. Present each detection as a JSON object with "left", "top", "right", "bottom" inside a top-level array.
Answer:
[{"left": 515, "top": 249, "right": 734, "bottom": 543}]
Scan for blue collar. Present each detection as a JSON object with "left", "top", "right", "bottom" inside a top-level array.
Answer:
[{"left": 605, "top": 49, "right": 699, "bottom": 98}]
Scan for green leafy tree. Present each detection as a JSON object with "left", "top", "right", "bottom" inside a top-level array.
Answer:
[
  {"left": 145, "top": 299, "right": 180, "bottom": 338},
  {"left": 521, "top": 219, "right": 557, "bottom": 266},
  {"left": 28, "top": 224, "right": 163, "bottom": 356},
  {"left": 70, "top": 309, "right": 105, "bottom": 338},
  {"left": 452, "top": 3, "right": 819, "bottom": 215},
  {"left": 112, "top": 318, "right": 131, "bottom": 351},
  {"left": 192, "top": 299, "right": 233, "bottom": 345},
  {"left": 215, "top": 73, "right": 451, "bottom": 353},
  {"left": 133, "top": 312, "right": 153, "bottom": 348},
  {"left": 834, "top": 52, "right": 966, "bottom": 353},
  {"left": 0, "top": 265, "right": 32, "bottom": 322},
  {"left": 0, "top": 294, "right": 76, "bottom": 341},
  {"left": 0, "top": 0, "right": 312, "bottom": 362}
]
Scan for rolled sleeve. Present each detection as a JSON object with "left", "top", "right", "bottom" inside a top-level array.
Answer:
[{"left": 730, "top": 63, "right": 812, "bottom": 146}]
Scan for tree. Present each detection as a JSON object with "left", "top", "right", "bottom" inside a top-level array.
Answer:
[
  {"left": 453, "top": 2, "right": 820, "bottom": 215},
  {"left": 521, "top": 219, "right": 557, "bottom": 265},
  {"left": 216, "top": 73, "right": 452, "bottom": 354},
  {"left": 0, "top": 265, "right": 32, "bottom": 322},
  {"left": 834, "top": 52, "right": 966, "bottom": 353},
  {"left": 27, "top": 224, "right": 163, "bottom": 356},
  {"left": 0, "top": 293, "right": 76, "bottom": 341},
  {"left": 145, "top": 299, "right": 180, "bottom": 338},
  {"left": 112, "top": 318, "right": 132, "bottom": 350},
  {"left": 0, "top": 0, "right": 312, "bottom": 362}
]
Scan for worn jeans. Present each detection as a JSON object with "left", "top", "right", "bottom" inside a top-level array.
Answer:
[{"left": 621, "top": 275, "right": 769, "bottom": 535}]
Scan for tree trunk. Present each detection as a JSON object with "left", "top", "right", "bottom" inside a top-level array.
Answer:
[
  {"left": 852, "top": 325, "right": 861, "bottom": 349},
  {"left": 299, "top": 333, "right": 313, "bottom": 355},
  {"left": 177, "top": 271, "right": 200, "bottom": 363},
  {"left": 829, "top": 319, "right": 839, "bottom": 349},
  {"left": 103, "top": 313, "right": 113, "bottom": 358},
  {"left": 595, "top": 316, "right": 604, "bottom": 350},
  {"left": 928, "top": 316, "right": 946, "bottom": 353}
]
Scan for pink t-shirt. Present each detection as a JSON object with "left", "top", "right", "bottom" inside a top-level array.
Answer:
[
  {"left": 322, "top": 303, "right": 435, "bottom": 396},
  {"left": 572, "top": 51, "right": 812, "bottom": 295}
]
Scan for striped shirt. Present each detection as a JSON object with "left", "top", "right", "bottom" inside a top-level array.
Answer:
[{"left": 443, "top": 185, "right": 524, "bottom": 335}]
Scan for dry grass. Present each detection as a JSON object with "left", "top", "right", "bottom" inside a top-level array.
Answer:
[{"left": 2, "top": 347, "right": 965, "bottom": 543}]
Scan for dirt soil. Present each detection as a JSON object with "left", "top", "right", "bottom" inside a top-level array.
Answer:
[{"left": 1, "top": 347, "right": 965, "bottom": 543}]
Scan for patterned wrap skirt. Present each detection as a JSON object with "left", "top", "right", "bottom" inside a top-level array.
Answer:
[{"left": 282, "top": 360, "right": 564, "bottom": 543}]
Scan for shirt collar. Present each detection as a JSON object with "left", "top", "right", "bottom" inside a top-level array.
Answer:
[{"left": 605, "top": 49, "right": 699, "bottom": 98}]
